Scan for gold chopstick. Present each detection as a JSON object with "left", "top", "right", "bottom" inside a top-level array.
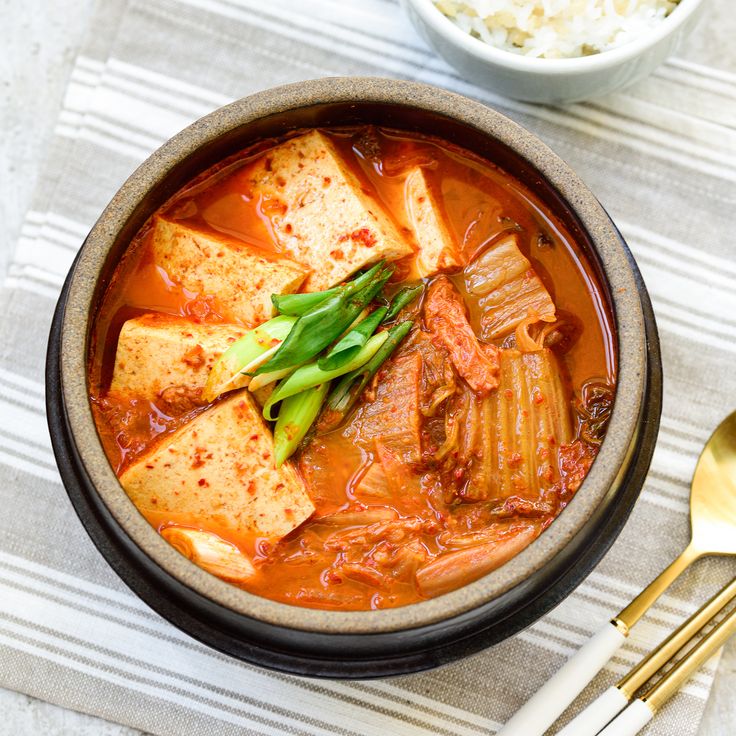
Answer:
[
  {"left": 558, "top": 577, "right": 736, "bottom": 736},
  {"left": 641, "top": 599, "right": 736, "bottom": 712},
  {"left": 598, "top": 600, "right": 736, "bottom": 736},
  {"left": 617, "top": 576, "right": 736, "bottom": 698}
]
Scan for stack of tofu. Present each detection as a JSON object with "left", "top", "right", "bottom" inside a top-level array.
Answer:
[{"left": 114, "top": 130, "right": 464, "bottom": 577}]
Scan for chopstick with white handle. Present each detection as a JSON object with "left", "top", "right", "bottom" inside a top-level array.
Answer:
[
  {"left": 496, "top": 546, "right": 698, "bottom": 736},
  {"left": 495, "top": 624, "right": 627, "bottom": 736},
  {"left": 557, "top": 577, "right": 736, "bottom": 736},
  {"left": 597, "top": 601, "right": 736, "bottom": 736}
]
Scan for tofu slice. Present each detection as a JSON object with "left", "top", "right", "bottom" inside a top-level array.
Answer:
[
  {"left": 151, "top": 217, "right": 308, "bottom": 326},
  {"left": 110, "top": 313, "right": 249, "bottom": 408},
  {"left": 247, "top": 130, "right": 413, "bottom": 291},
  {"left": 120, "top": 392, "right": 315, "bottom": 541},
  {"left": 404, "top": 167, "right": 462, "bottom": 278}
]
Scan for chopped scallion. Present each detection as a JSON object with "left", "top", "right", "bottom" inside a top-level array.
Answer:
[
  {"left": 272, "top": 383, "right": 330, "bottom": 466},
  {"left": 202, "top": 314, "right": 296, "bottom": 403},
  {"left": 263, "top": 331, "right": 389, "bottom": 421},
  {"left": 253, "top": 261, "right": 393, "bottom": 376},
  {"left": 271, "top": 288, "right": 338, "bottom": 316},
  {"left": 328, "top": 320, "right": 414, "bottom": 416},
  {"left": 317, "top": 306, "right": 387, "bottom": 371},
  {"left": 385, "top": 284, "right": 423, "bottom": 321}
]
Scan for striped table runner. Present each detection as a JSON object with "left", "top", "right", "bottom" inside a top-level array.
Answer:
[{"left": 2, "top": 1, "right": 735, "bottom": 734}]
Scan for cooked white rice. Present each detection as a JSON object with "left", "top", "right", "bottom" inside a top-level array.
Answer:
[{"left": 434, "top": 0, "right": 680, "bottom": 59}]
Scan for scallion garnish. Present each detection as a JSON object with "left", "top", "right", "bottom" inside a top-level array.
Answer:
[
  {"left": 385, "top": 284, "right": 423, "bottom": 321},
  {"left": 263, "top": 331, "right": 389, "bottom": 421},
  {"left": 272, "top": 383, "right": 330, "bottom": 467},
  {"left": 271, "top": 287, "right": 338, "bottom": 316},
  {"left": 327, "top": 320, "right": 414, "bottom": 417},
  {"left": 204, "top": 260, "right": 418, "bottom": 463},
  {"left": 203, "top": 314, "right": 296, "bottom": 403},
  {"left": 253, "top": 261, "right": 393, "bottom": 376},
  {"left": 317, "top": 306, "right": 387, "bottom": 371}
]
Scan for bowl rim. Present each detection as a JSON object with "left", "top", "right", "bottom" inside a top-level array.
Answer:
[
  {"left": 404, "top": 0, "right": 704, "bottom": 73},
  {"left": 59, "top": 77, "right": 647, "bottom": 635}
]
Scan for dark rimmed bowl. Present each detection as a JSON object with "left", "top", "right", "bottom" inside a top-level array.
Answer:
[{"left": 46, "top": 77, "right": 662, "bottom": 678}]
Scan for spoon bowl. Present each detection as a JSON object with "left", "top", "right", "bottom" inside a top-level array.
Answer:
[
  {"left": 689, "top": 411, "right": 736, "bottom": 556},
  {"left": 617, "top": 409, "right": 736, "bottom": 629}
]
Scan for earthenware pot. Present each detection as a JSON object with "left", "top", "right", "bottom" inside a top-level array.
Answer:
[{"left": 46, "top": 78, "right": 661, "bottom": 678}]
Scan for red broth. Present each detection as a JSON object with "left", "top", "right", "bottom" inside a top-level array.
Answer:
[{"left": 89, "top": 126, "right": 616, "bottom": 610}]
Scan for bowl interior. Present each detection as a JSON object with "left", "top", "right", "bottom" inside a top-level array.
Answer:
[{"left": 60, "top": 79, "right": 646, "bottom": 635}]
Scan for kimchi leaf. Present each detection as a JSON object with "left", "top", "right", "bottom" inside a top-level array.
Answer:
[
  {"left": 463, "top": 233, "right": 555, "bottom": 341},
  {"left": 456, "top": 347, "right": 573, "bottom": 502}
]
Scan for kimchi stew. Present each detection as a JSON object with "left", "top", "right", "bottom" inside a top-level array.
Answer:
[{"left": 89, "top": 126, "right": 616, "bottom": 610}]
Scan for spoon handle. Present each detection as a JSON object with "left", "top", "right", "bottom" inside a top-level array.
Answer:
[
  {"left": 496, "top": 544, "right": 701, "bottom": 736},
  {"left": 600, "top": 602, "right": 736, "bottom": 736}
]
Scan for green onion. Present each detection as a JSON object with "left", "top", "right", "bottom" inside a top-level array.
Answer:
[
  {"left": 271, "top": 288, "right": 338, "bottom": 316},
  {"left": 272, "top": 383, "right": 330, "bottom": 467},
  {"left": 272, "top": 261, "right": 391, "bottom": 317},
  {"left": 328, "top": 320, "right": 414, "bottom": 416},
  {"left": 263, "top": 331, "right": 389, "bottom": 421},
  {"left": 248, "top": 366, "right": 294, "bottom": 393},
  {"left": 385, "top": 284, "right": 423, "bottom": 321},
  {"left": 254, "top": 261, "right": 393, "bottom": 376},
  {"left": 317, "top": 307, "right": 387, "bottom": 371},
  {"left": 203, "top": 314, "right": 296, "bottom": 403}
]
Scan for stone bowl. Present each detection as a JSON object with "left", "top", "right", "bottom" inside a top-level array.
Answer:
[{"left": 46, "top": 77, "right": 661, "bottom": 678}]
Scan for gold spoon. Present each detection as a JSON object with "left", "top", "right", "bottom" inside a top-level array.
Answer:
[{"left": 497, "top": 410, "right": 736, "bottom": 736}]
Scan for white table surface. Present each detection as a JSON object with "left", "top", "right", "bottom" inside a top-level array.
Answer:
[{"left": 1, "top": 0, "right": 734, "bottom": 733}]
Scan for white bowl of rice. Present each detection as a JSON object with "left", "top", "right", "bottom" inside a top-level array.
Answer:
[{"left": 401, "top": 0, "right": 705, "bottom": 102}]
